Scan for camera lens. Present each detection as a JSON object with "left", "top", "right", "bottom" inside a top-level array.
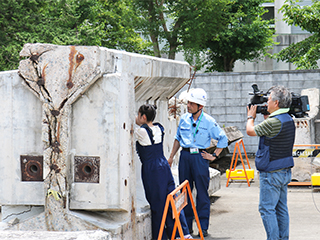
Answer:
[{"left": 257, "top": 106, "right": 269, "bottom": 115}]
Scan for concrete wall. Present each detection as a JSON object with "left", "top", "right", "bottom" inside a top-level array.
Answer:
[
  {"left": 0, "top": 44, "right": 191, "bottom": 237},
  {"left": 189, "top": 69, "right": 320, "bottom": 153},
  {"left": 0, "top": 70, "right": 44, "bottom": 205}
]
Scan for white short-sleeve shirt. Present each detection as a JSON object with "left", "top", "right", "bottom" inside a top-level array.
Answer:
[{"left": 135, "top": 125, "right": 162, "bottom": 146}]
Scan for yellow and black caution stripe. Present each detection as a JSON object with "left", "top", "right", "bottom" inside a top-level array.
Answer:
[{"left": 292, "top": 149, "right": 320, "bottom": 158}]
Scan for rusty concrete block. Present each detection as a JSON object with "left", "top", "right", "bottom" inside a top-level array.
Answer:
[
  {"left": 74, "top": 156, "right": 100, "bottom": 183},
  {"left": 20, "top": 155, "right": 43, "bottom": 182}
]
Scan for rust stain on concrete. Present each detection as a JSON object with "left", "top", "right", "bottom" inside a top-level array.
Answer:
[
  {"left": 68, "top": 46, "right": 85, "bottom": 89},
  {"left": 67, "top": 46, "right": 76, "bottom": 89},
  {"left": 76, "top": 53, "right": 84, "bottom": 69}
]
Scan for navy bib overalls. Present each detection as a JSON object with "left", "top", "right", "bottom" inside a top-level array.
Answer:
[{"left": 136, "top": 123, "right": 189, "bottom": 239}]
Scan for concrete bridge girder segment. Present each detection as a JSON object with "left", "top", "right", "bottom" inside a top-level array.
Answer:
[{"left": 0, "top": 43, "right": 191, "bottom": 236}]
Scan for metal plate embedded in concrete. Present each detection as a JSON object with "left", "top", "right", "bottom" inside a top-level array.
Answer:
[
  {"left": 74, "top": 156, "right": 100, "bottom": 183},
  {"left": 20, "top": 155, "right": 43, "bottom": 181}
]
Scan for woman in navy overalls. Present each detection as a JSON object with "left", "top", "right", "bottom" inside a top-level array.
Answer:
[{"left": 135, "top": 104, "right": 192, "bottom": 240}]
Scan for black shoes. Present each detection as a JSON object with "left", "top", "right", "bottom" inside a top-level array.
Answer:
[
  {"left": 198, "top": 229, "right": 208, "bottom": 237},
  {"left": 190, "top": 228, "right": 208, "bottom": 237}
]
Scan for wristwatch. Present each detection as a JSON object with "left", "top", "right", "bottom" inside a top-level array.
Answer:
[
  {"left": 247, "top": 115, "right": 255, "bottom": 120},
  {"left": 212, "top": 152, "right": 217, "bottom": 158}
]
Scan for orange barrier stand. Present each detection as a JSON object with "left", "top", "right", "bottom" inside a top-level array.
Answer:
[
  {"left": 157, "top": 180, "right": 204, "bottom": 240},
  {"left": 226, "top": 139, "right": 253, "bottom": 187},
  {"left": 294, "top": 144, "right": 320, "bottom": 149}
]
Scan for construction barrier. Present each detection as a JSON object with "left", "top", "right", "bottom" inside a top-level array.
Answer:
[
  {"left": 226, "top": 139, "right": 253, "bottom": 187},
  {"left": 157, "top": 180, "right": 204, "bottom": 240},
  {"left": 311, "top": 173, "right": 320, "bottom": 186},
  {"left": 289, "top": 144, "right": 320, "bottom": 186},
  {"left": 293, "top": 144, "right": 320, "bottom": 158}
]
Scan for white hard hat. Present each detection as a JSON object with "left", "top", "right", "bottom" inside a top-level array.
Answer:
[
  {"left": 187, "top": 88, "right": 207, "bottom": 106},
  {"left": 178, "top": 89, "right": 192, "bottom": 104}
]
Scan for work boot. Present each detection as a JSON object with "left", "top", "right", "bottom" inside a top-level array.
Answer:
[{"left": 198, "top": 229, "right": 208, "bottom": 237}]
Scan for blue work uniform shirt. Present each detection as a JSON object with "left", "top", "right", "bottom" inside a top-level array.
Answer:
[{"left": 175, "top": 111, "right": 228, "bottom": 149}]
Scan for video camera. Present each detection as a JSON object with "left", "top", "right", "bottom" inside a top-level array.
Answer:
[{"left": 248, "top": 84, "right": 310, "bottom": 118}]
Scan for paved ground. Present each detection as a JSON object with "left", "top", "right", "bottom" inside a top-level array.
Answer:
[{"left": 190, "top": 158, "right": 320, "bottom": 240}]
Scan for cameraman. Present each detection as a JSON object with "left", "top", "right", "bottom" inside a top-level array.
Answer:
[{"left": 246, "top": 86, "right": 295, "bottom": 240}]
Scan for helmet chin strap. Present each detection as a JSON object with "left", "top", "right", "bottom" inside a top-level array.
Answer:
[{"left": 192, "top": 105, "right": 202, "bottom": 116}]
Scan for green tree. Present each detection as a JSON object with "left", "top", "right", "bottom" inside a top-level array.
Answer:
[
  {"left": 275, "top": 0, "right": 320, "bottom": 69},
  {"left": 132, "top": 0, "right": 228, "bottom": 60},
  {"left": 0, "top": 0, "right": 151, "bottom": 71},
  {"left": 132, "top": 0, "right": 275, "bottom": 72},
  {"left": 0, "top": 0, "right": 91, "bottom": 70},
  {"left": 0, "top": 0, "right": 46, "bottom": 71},
  {"left": 204, "top": 0, "right": 275, "bottom": 72},
  {"left": 78, "top": 0, "right": 152, "bottom": 54}
]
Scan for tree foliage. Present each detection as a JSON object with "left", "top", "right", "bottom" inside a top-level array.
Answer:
[
  {"left": 79, "top": 0, "right": 152, "bottom": 53},
  {"left": 0, "top": 0, "right": 46, "bottom": 71},
  {"left": 203, "top": 0, "right": 275, "bottom": 72},
  {"left": 1, "top": 0, "right": 277, "bottom": 73},
  {"left": 275, "top": 0, "right": 320, "bottom": 69},
  {"left": 132, "top": 0, "right": 228, "bottom": 60},
  {"left": 133, "top": 0, "right": 275, "bottom": 72},
  {"left": 0, "top": 0, "right": 151, "bottom": 71}
]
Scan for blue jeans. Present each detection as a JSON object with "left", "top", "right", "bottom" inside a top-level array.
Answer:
[{"left": 259, "top": 169, "right": 291, "bottom": 240}]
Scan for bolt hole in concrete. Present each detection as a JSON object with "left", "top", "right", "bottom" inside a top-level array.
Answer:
[
  {"left": 83, "top": 165, "right": 92, "bottom": 175},
  {"left": 29, "top": 165, "right": 38, "bottom": 174}
]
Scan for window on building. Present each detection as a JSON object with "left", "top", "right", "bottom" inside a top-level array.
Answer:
[
  {"left": 262, "top": 6, "right": 274, "bottom": 22},
  {"left": 261, "top": 3, "right": 275, "bottom": 29}
]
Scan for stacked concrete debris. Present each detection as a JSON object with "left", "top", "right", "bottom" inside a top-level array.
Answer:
[{"left": 207, "top": 126, "right": 244, "bottom": 155}]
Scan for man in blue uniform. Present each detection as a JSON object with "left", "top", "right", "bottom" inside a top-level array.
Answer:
[
  {"left": 168, "top": 88, "right": 228, "bottom": 237},
  {"left": 246, "top": 86, "right": 295, "bottom": 240}
]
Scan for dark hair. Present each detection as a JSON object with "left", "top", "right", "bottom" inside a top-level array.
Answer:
[{"left": 138, "top": 104, "right": 157, "bottom": 122}]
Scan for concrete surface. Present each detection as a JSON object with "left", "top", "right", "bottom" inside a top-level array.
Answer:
[
  {"left": 0, "top": 44, "right": 190, "bottom": 236},
  {"left": 192, "top": 158, "right": 320, "bottom": 240},
  {"left": 0, "top": 230, "right": 111, "bottom": 239}
]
